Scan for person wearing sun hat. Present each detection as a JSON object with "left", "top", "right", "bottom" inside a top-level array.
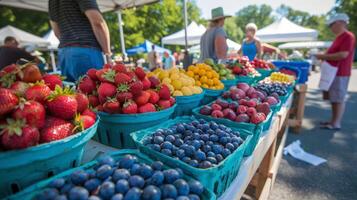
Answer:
[
  {"left": 315, "top": 13, "right": 355, "bottom": 130},
  {"left": 199, "top": 7, "right": 231, "bottom": 62}
]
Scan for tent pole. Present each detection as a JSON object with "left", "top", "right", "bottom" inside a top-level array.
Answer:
[
  {"left": 117, "top": 10, "right": 127, "bottom": 60},
  {"left": 50, "top": 50, "right": 57, "bottom": 72},
  {"left": 183, "top": 0, "right": 188, "bottom": 50}
]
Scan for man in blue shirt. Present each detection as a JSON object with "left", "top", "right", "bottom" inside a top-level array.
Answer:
[{"left": 163, "top": 51, "right": 176, "bottom": 69}]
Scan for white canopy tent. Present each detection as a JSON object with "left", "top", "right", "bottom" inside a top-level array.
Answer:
[
  {"left": 278, "top": 41, "right": 332, "bottom": 49},
  {"left": 42, "top": 30, "right": 60, "bottom": 71},
  {"left": 0, "top": 25, "right": 49, "bottom": 47},
  {"left": 189, "top": 39, "right": 241, "bottom": 53},
  {"left": 162, "top": 21, "right": 206, "bottom": 46},
  {"left": 256, "top": 17, "right": 318, "bottom": 43}
]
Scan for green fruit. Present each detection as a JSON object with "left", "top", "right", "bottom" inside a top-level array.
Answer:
[
  {"left": 204, "top": 58, "right": 214, "bottom": 66},
  {"left": 220, "top": 77, "right": 227, "bottom": 80},
  {"left": 218, "top": 64, "right": 225, "bottom": 69},
  {"left": 213, "top": 67, "right": 219, "bottom": 72},
  {"left": 219, "top": 69, "right": 227, "bottom": 76},
  {"left": 227, "top": 74, "right": 235, "bottom": 80}
]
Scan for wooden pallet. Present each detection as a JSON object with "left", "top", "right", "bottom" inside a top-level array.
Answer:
[{"left": 288, "top": 84, "right": 308, "bottom": 133}]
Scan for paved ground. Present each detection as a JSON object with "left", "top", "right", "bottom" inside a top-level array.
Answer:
[{"left": 269, "top": 69, "right": 357, "bottom": 200}]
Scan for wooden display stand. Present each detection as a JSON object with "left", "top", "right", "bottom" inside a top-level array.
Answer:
[{"left": 288, "top": 84, "right": 308, "bottom": 133}]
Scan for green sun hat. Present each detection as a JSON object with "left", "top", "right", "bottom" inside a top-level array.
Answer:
[{"left": 209, "top": 7, "right": 231, "bottom": 21}]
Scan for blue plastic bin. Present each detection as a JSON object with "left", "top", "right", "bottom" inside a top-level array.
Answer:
[
  {"left": 94, "top": 105, "right": 176, "bottom": 149},
  {"left": 201, "top": 88, "right": 223, "bottom": 105},
  {"left": 173, "top": 92, "right": 205, "bottom": 117},
  {"left": 272, "top": 60, "right": 310, "bottom": 83},
  {"left": 221, "top": 79, "right": 238, "bottom": 90},
  {"left": 0, "top": 119, "right": 99, "bottom": 198}
]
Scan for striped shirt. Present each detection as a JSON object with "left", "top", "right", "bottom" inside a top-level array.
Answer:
[{"left": 49, "top": 0, "right": 101, "bottom": 49}]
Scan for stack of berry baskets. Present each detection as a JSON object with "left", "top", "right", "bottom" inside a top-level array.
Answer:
[
  {"left": 131, "top": 116, "right": 252, "bottom": 197},
  {"left": 77, "top": 63, "right": 176, "bottom": 149},
  {"left": 0, "top": 63, "right": 98, "bottom": 198}
]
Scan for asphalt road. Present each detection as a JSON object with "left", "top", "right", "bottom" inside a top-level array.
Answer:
[{"left": 269, "top": 69, "right": 357, "bottom": 200}]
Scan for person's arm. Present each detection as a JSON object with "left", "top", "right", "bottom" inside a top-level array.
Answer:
[
  {"left": 171, "top": 57, "right": 176, "bottom": 68},
  {"left": 85, "top": 10, "right": 111, "bottom": 56},
  {"left": 315, "top": 51, "right": 349, "bottom": 61},
  {"left": 215, "top": 35, "right": 227, "bottom": 59},
  {"left": 50, "top": 20, "right": 61, "bottom": 39},
  {"left": 255, "top": 39, "right": 262, "bottom": 59}
]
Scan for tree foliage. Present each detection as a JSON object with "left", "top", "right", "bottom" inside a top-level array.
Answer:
[{"left": 335, "top": 0, "right": 357, "bottom": 36}]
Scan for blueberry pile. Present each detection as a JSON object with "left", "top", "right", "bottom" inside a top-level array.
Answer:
[
  {"left": 35, "top": 155, "right": 204, "bottom": 200},
  {"left": 143, "top": 119, "right": 245, "bottom": 169},
  {"left": 254, "top": 83, "right": 288, "bottom": 96}
]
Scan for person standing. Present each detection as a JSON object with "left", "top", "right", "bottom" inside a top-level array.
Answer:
[
  {"left": 49, "top": 0, "right": 111, "bottom": 81},
  {"left": 199, "top": 7, "right": 230, "bottom": 62},
  {"left": 238, "top": 23, "right": 262, "bottom": 61},
  {"left": 147, "top": 45, "right": 159, "bottom": 71},
  {"left": 0, "top": 36, "right": 35, "bottom": 69},
  {"left": 163, "top": 51, "right": 176, "bottom": 69},
  {"left": 315, "top": 13, "right": 355, "bottom": 130}
]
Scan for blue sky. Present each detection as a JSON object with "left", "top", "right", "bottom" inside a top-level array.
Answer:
[{"left": 195, "top": 0, "right": 336, "bottom": 19}]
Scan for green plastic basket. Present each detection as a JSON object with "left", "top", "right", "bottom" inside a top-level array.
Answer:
[
  {"left": 131, "top": 116, "right": 252, "bottom": 197},
  {"left": 173, "top": 91, "right": 205, "bottom": 118},
  {"left": 235, "top": 75, "right": 255, "bottom": 84},
  {"left": 94, "top": 104, "right": 176, "bottom": 149},
  {"left": 221, "top": 79, "right": 238, "bottom": 91},
  {"left": 7, "top": 149, "right": 216, "bottom": 200},
  {"left": 201, "top": 88, "right": 223, "bottom": 105},
  {"left": 0, "top": 119, "right": 99, "bottom": 198}
]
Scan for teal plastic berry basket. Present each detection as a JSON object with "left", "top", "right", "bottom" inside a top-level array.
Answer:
[
  {"left": 256, "top": 68, "right": 273, "bottom": 79},
  {"left": 201, "top": 88, "right": 223, "bottom": 105},
  {"left": 0, "top": 119, "right": 99, "bottom": 198},
  {"left": 131, "top": 116, "right": 252, "bottom": 197},
  {"left": 94, "top": 104, "right": 176, "bottom": 149},
  {"left": 235, "top": 75, "right": 255, "bottom": 84},
  {"left": 221, "top": 79, "right": 238, "bottom": 91},
  {"left": 7, "top": 149, "right": 215, "bottom": 200},
  {"left": 173, "top": 91, "right": 205, "bottom": 118}
]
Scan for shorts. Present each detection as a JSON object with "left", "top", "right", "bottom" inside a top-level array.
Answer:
[{"left": 328, "top": 76, "right": 350, "bottom": 103}]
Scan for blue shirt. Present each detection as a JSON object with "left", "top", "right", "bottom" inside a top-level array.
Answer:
[
  {"left": 242, "top": 41, "right": 258, "bottom": 61},
  {"left": 164, "top": 55, "right": 175, "bottom": 69}
]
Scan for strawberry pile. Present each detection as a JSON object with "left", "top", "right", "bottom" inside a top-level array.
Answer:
[
  {"left": 0, "top": 64, "right": 96, "bottom": 151},
  {"left": 250, "top": 58, "right": 275, "bottom": 70},
  {"left": 77, "top": 63, "right": 175, "bottom": 114},
  {"left": 226, "top": 57, "right": 260, "bottom": 77}
]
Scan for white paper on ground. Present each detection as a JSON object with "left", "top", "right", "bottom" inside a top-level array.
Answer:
[{"left": 284, "top": 140, "right": 327, "bottom": 166}]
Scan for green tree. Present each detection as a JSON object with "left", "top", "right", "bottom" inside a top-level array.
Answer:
[
  {"left": 224, "top": 17, "right": 243, "bottom": 43},
  {"left": 334, "top": 0, "right": 357, "bottom": 36}
]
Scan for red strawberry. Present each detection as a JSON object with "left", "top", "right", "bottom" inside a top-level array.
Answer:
[
  {"left": 46, "top": 86, "right": 78, "bottom": 120},
  {"left": 251, "top": 112, "right": 266, "bottom": 124},
  {"left": 10, "top": 81, "right": 29, "bottom": 97},
  {"left": 114, "top": 73, "right": 132, "bottom": 85},
  {"left": 82, "top": 108, "right": 97, "bottom": 120},
  {"left": 19, "top": 64, "right": 42, "bottom": 83},
  {"left": 40, "top": 117, "right": 74, "bottom": 143},
  {"left": 0, "top": 119, "right": 39, "bottom": 150},
  {"left": 12, "top": 100, "right": 46, "bottom": 128},
  {"left": 0, "top": 64, "right": 19, "bottom": 88},
  {"left": 129, "top": 81, "right": 143, "bottom": 96},
  {"left": 43, "top": 74, "right": 63, "bottom": 90},
  {"left": 158, "top": 84, "right": 170, "bottom": 100},
  {"left": 169, "top": 97, "right": 176, "bottom": 106},
  {"left": 112, "top": 63, "right": 127, "bottom": 73},
  {"left": 75, "top": 93, "right": 89, "bottom": 113},
  {"left": 157, "top": 100, "right": 171, "bottom": 109},
  {"left": 147, "top": 90, "right": 159, "bottom": 104},
  {"left": 138, "top": 103, "right": 156, "bottom": 113},
  {"left": 141, "top": 77, "right": 151, "bottom": 90},
  {"left": 134, "top": 91, "right": 150, "bottom": 106},
  {"left": 25, "top": 82, "right": 51, "bottom": 104},
  {"left": 122, "top": 100, "right": 138, "bottom": 114},
  {"left": 1, "top": 64, "right": 18, "bottom": 75},
  {"left": 148, "top": 76, "right": 160, "bottom": 88},
  {"left": 103, "top": 99, "right": 121, "bottom": 114},
  {"left": 232, "top": 66, "right": 242, "bottom": 74},
  {"left": 78, "top": 76, "right": 96, "bottom": 94},
  {"left": 103, "top": 63, "right": 112, "bottom": 69},
  {"left": 125, "top": 71, "right": 136, "bottom": 80},
  {"left": 87, "top": 68, "right": 98, "bottom": 81},
  {"left": 96, "top": 68, "right": 116, "bottom": 83},
  {"left": 134, "top": 67, "right": 146, "bottom": 80},
  {"left": 96, "top": 105, "right": 104, "bottom": 112},
  {"left": 98, "top": 82, "right": 117, "bottom": 99},
  {"left": 116, "top": 92, "right": 133, "bottom": 103},
  {"left": 88, "top": 95, "right": 100, "bottom": 107},
  {"left": 236, "top": 105, "right": 248, "bottom": 114},
  {"left": 0, "top": 88, "right": 19, "bottom": 115},
  {"left": 73, "top": 114, "right": 95, "bottom": 132}
]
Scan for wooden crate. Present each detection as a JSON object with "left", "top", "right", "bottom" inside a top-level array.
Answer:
[{"left": 288, "top": 84, "right": 308, "bottom": 133}]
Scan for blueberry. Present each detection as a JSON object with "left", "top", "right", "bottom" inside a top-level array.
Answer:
[
  {"left": 188, "top": 159, "right": 199, "bottom": 167},
  {"left": 201, "top": 124, "right": 210, "bottom": 131},
  {"left": 153, "top": 136, "right": 164, "bottom": 144},
  {"left": 60, "top": 183, "right": 74, "bottom": 194},
  {"left": 188, "top": 194, "right": 200, "bottom": 200},
  {"left": 129, "top": 175, "right": 145, "bottom": 188},
  {"left": 174, "top": 134, "right": 182, "bottom": 139},
  {"left": 139, "top": 164, "right": 153, "bottom": 179},
  {"left": 209, "top": 122, "right": 218, "bottom": 130},
  {"left": 177, "top": 196, "right": 190, "bottom": 200},
  {"left": 112, "top": 169, "right": 130, "bottom": 182},
  {"left": 200, "top": 134, "right": 209, "bottom": 141},
  {"left": 161, "top": 148, "right": 172, "bottom": 156},
  {"left": 194, "top": 151, "right": 206, "bottom": 161},
  {"left": 191, "top": 120, "right": 199, "bottom": 126},
  {"left": 48, "top": 178, "right": 65, "bottom": 189},
  {"left": 148, "top": 144, "right": 161, "bottom": 151},
  {"left": 192, "top": 140, "right": 201, "bottom": 150},
  {"left": 199, "top": 161, "right": 212, "bottom": 169},
  {"left": 187, "top": 125, "right": 195, "bottom": 131},
  {"left": 173, "top": 179, "right": 190, "bottom": 196},
  {"left": 199, "top": 140, "right": 205, "bottom": 146},
  {"left": 207, "top": 151, "right": 215, "bottom": 157},
  {"left": 54, "top": 195, "right": 67, "bottom": 200},
  {"left": 222, "top": 148, "right": 232, "bottom": 158},
  {"left": 186, "top": 145, "right": 196, "bottom": 156},
  {"left": 161, "top": 184, "right": 178, "bottom": 198},
  {"left": 99, "top": 182, "right": 115, "bottom": 200},
  {"left": 198, "top": 119, "right": 205, "bottom": 124},
  {"left": 119, "top": 155, "right": 137, "bottom": 169},
  {"left": 175, "top": 168, "right": 183, "bottom": 178},
  {"left": 219, "top": 137, "right": 229, "bottom": 145},
  {"left": 97, "top": 155, "right": 115, "bottom": 166},
  {"left": 183, "top": 136, "right": 192, "bottom": 142},
  {"left": 176, "top": 124, "right": 185, "bottom": 133},
  {"left": 209, "top": 135, "right": 219, "bottom": 142},
  {"left": 142, "top": 136, "right": 152, "bottom": 145},
  {"left": 231, "top": 136, "right": 240, "bottom": 143},
  {"left": 201, "top": 145, "right": 211, "bottom": 153},
  {"left": 184, "top": 130, "right": 193, "bottom": 137},
  {"left": 123, "top": 187, "right": 142, "bottom": 200},
  {"left": 115, "top": 179, "right": 129, "bottom": 193},
  {"left": 188, "top": 180, "right": 204, "bottom": 195},
  {"left": 151, "top": 161, "right": 164, "bottom": 171},
  {"left": 212, "top": 144, "right": 223, "bottom": 154},
  {"left": 193, "top": 133, "right": 200, "bottom": 140},
  {"left": 176, "top": 149, "right": 185, "bottom": 158},
  {"left": 163, "top": 169, "right": 180, "bottom": 183},
  {"left": 161, "top": 141, "right": 173, "bottom": 150},
  {"left": 216, "top": 154, "right": 224, "bottom": 163},
  {"left": 207, "top": 156, "right": 217, "bottom": 164},
  {"left": 130, "top": 163, "right": 141, "bottom": 175},
  {"left": 142, "top": 185, "right": 161, "bottom": 200},
  {"left": 70, "top": 170, "right": 89, "bottom": 185},
  {"left": 68, "top": 186, "right": 89, "bottom": 200},
  {"left": 111, "top": 194, "right": 123, "bottom": 200},
  {"left": 96, "top": 165, "right": 113, "bottom": 180},
  {"left": 84, "top": 178, "right": 101, "bottom": 192},
  {"left": 86, "top": 169, "right": 96, "bottom": 178},
  {"left": 149, "top": 171, "right": 164, "bottom": 186},
  {"left": 232, "top": 142, "right": 239, "bottom": 149},
  {"left": 165, "top": 135, "right": 176, "bottom": 143},
  {"left": 182, "top": 156, "right": 191, "bottom": 164},
  {"left": 37, "top": 188, "right": 59, "bottom": 200}
]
